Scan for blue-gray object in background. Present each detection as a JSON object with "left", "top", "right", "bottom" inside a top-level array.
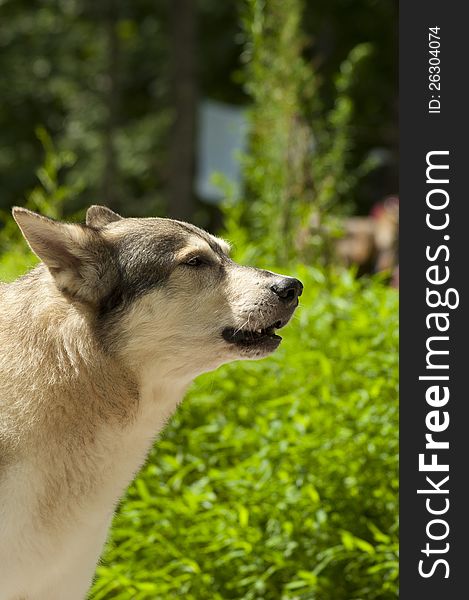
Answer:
[{"left": 196, "top": 99, "right": 248, "bottom": 204}]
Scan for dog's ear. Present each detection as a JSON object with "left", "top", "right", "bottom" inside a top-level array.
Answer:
[
  {"left": 12, "top": 207, "right": 111, "bottom": 304},
  {"left": 86, "top": 205, "right": 122, "bottom": 228}
]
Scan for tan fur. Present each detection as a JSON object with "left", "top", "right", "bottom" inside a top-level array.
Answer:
[{"left": 0, "top": 207, "right": 301, "bottom": 600}]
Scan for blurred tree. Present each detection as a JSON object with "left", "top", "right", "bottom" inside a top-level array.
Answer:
[
  {"left": 101, "top": 0, "right": 121, "bottom": 208},
  {"left": 302, "top": 0, "right": 398, "bottom": 214},
  {"left": 0, "top": 0, "right": 397, "bottom": 224},
  {"left": 224, "top": 0, "right": 379, "bottom": 267},
  {"left": 167, "top": 0, "right": 197, "bottom": 220},
  {"left": 0, "top": 0, "right": 171, "bottom": 219}
]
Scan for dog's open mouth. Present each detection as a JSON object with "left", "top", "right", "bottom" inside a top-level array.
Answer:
[{"left": 222, "top": 321, "right": 283, "bottom": 349}]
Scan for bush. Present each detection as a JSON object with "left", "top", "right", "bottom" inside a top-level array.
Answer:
[
  {"left": 91, "top": 265, "right": 398, "bottom": 600},
  {"left": 233, "top": 0, "right": 376, "bottom": 268},
  {"left": 0, "top": 128, "right": 77, "bottom": 282}
]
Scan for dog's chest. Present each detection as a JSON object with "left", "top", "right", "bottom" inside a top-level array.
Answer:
[{"left": 0, "top": 383, "right": 185, "bottom": 597}]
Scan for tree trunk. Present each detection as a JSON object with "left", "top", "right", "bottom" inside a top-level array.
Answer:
[
  {"left": 102, "top": 0, "right": 119, "bottom": 208},
  {"left": 167, "top": 0, "right": 197, "bottom": 220}
]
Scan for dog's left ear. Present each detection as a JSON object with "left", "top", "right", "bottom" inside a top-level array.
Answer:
[
  {"left": 86, "top": 205, "right": 122, "bottom": 228},
  {"left": 12, "top": 207, "right": 112, "bottom": 304}
]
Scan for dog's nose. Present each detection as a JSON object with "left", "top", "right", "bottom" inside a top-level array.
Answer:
[{"left": 270, "top": 277, "right": 303, "bottom": 304}]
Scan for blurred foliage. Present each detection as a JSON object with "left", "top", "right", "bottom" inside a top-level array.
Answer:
[
  {"left": 0, "top": 127, "right": 81, "bottom": 280},
  {"left": 0, "top": 0, "right": 396, "bottom": 221},
  {"left": 0, "top": 0, "right": 171, "bottom": 218},
  {"left": 301, "top": 0, "right": 398, "bottom": 214},
  {"left": 90, "top": 264, "right": 398, "bottom": 600},
  {"left": 228, "top": 0, "right": 379, "bottom": 267}
]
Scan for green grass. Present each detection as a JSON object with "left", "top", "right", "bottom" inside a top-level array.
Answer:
[
  {"left": 0, "top": 243, "right": 38, "bottom": 282},
  {"left": 88, "top": 264, "right": 398, "bottom": 600}
]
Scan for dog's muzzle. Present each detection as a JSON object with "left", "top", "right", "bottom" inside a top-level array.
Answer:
[
  {"left": 270, "top": 277, "right": 303, "bottom": 306},
  {"left": 221, "top": 276, "right": 303, "bottom": 353}
]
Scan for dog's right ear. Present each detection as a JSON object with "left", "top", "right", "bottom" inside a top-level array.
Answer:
[
  {"left": 86, "top": 205, "right": 122, "bottom": 228},
  {"left": 12, "top": 207, "right": 107, "bottom": 303}
]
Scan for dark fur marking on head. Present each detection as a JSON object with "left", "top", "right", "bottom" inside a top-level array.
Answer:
[
  {"left": 97, "top": 230, "right": 188, "bottom": 319},
  {"left": 171, "top": 221, "right": 228, "bottom": 257}
]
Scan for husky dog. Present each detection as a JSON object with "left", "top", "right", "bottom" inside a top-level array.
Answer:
[{"left": 0, "top": 206, "right": 302, "bottom": 600}]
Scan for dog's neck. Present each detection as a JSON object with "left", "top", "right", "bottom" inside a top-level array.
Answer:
[{"left": 1, "top": 267, "right": 190, "bottom": 518}]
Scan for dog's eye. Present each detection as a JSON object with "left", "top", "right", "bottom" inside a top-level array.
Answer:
[{"left": 185, "top": 256, "right": 204, "bottom": 267}]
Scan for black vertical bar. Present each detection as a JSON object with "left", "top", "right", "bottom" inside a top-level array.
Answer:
[{"left": 400, "top": 2, "right": 469, "bottom": 597}]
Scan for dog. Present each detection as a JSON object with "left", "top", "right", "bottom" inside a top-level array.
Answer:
[{"left": 0, "top": 205, "right": 302, "bottom": 600}]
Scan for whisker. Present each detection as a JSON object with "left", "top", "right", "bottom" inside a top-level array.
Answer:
[{"left": 233, "top": 318, "right": 250, "bottom": 336}]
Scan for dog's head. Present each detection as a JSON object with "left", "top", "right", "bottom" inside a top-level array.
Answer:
[{"left": 13, "top": 206, "right": 302, "bottom": 379}]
